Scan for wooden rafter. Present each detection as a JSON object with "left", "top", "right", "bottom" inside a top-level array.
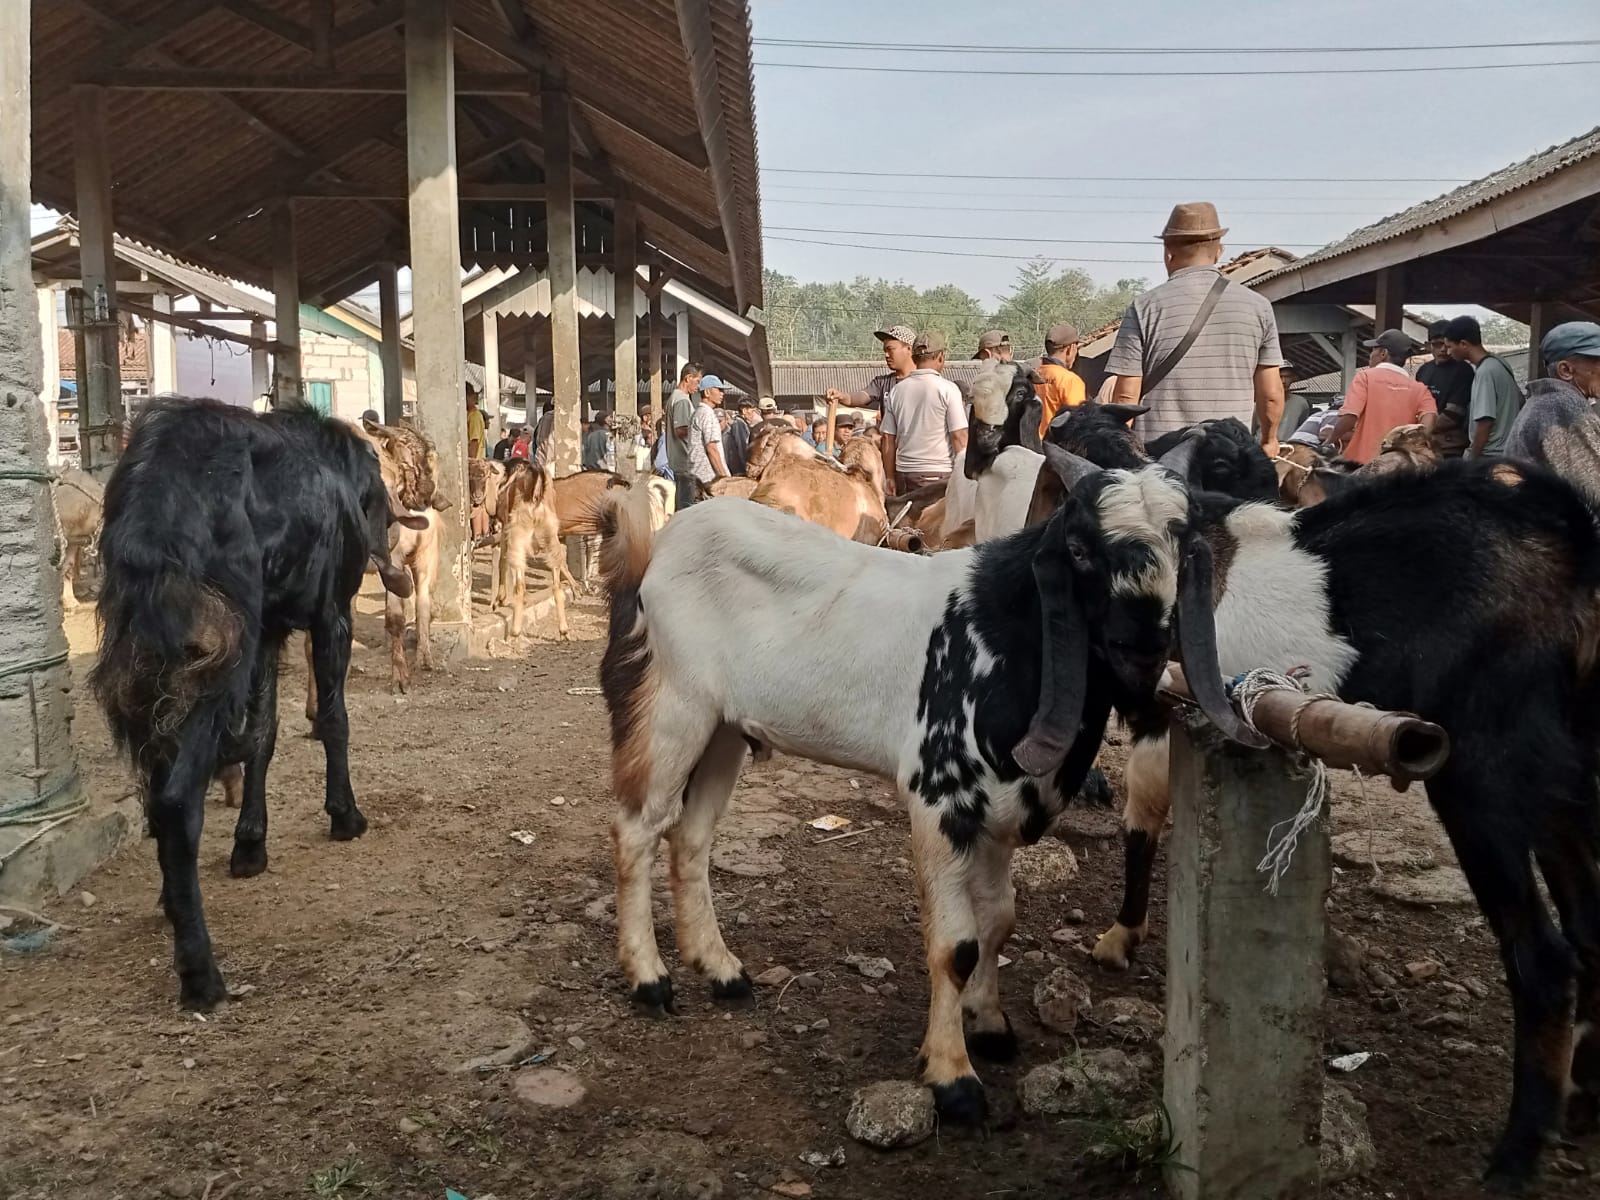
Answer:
[
  {"left": 95, "top": 69, "right": 533, "bottom": 95},
  {"left": 49, "top": 0, "right": 218, "bottom": 103},
  {"left": 217, "top": 0, "right": 311, "bottom": 50},
  {"left": 120, "top": 297, "right": 283, "bottom": 352},
  {"left": 294, "top": 181, "right": 611, "bottom": 201}
]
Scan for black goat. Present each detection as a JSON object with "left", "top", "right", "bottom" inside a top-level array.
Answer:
[
  {"left": 1144, "top": 417, "right": 1280, "bottom": 502},
  {"left": 1049, "top": 402, "right": 1600, "bottom": 1190},
  {"left": 92, "top": 398, "right": 424, "bottom": 1009}
]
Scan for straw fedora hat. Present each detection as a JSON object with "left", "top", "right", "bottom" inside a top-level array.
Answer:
[{"left": 1158, "top": 202, "right": 1228, "bottom": 242}]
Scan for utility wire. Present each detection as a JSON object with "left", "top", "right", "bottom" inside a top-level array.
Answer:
[
  {"left": 764, "top": 168, "right": 1472, "bottom": 183},
  {"left": 764, "top": 182, "right": 1421, "bottom": 200},
  {"left": 767, "top": 224, "right": 1324, "bottom": 248},
  {"left": 766, "top": 234, "right": 1158, "bottom": 264},
  {"left": 764, "top": 198, "right": 1385, "bottom": 217},
  {"left": 754, "top": 57, "right": 1600, "bottom": 77},
  {"left": 753, "top": 37, "right": 1599, "bottom": 55}
]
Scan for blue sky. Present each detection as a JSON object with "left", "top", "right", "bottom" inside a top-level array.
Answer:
[{"left": 752, "top": 0, "right": 1600, "bottom": 306}]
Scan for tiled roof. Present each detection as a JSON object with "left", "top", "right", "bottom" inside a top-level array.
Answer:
[{"left": 1254, "top": 125, "right": 1600, "bottom": 286}]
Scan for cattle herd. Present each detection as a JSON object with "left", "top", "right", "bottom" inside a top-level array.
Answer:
[{"left": 75, "top": 372, "right": 1600, "bottom": 1191}]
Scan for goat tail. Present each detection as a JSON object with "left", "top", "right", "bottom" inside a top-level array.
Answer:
[{"left": 598, "top": 480, "right": 658, "bottom": 812}]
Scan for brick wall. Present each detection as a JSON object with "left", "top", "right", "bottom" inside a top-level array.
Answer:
[{"left": 301, "top": 331, "right": 375, "bottom": 420}]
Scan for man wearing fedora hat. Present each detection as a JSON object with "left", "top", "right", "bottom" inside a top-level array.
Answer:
[{"left": 1106, "top": 202, "right": 1285, "bottom": 454}]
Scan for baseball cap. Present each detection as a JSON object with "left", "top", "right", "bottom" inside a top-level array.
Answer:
[
  {"left": 912, "top": 330, "right": 947, "bottom": 357},
  {"left": 1045, "top": 322, "right": 1081, "bottom": 349},
  {"left": 1362, "top": 329, "right": 1413, "bottom": 361},
  {"left": 874, "top": 324, "right": 916, "bottom": 347},
  {"left": 758, "top": 396, "right": 778, "bottom": 411},
  {"left": 834, "top": 411, "right": 858, "bottom": 428},
  {"left": 1542, "top": 321, "right": 1600, "bottom": 363},
  {"left": 974, "top": 329, "right": 1011, "bottom": 358},
  {"left": 360, "top": 408, "right": 382, "bottom": 424},
  {"left": 698, "top": 374, "right": 726, "bottom": 391}
]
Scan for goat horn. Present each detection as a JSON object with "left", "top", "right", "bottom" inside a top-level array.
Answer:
[
  {"left": 1039, "top": 442, "right": 1100, "bottom": 492},
  {"left": 1157, "top": 431, "right": 1204, "bottom": 488}
]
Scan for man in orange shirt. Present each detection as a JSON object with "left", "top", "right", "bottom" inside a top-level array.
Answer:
[
  {"left": 1331, "top": 329, "right": 1436, "bottom": 464},
  {"left": 1035, "top": 322, "right": 1087, "bottom": 435}
]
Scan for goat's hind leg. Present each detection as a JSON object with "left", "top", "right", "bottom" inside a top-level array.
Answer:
[
  {"left": 1093, "top": 733, "right": 1168, "bottom": 971},
  {"left": 149, "top": 739, "right": 228, "bottom": 1009},
  {"left": 962, "top": 834, "right": 1017, "bottom": 1061},
  {"left": 1536, "top": 828, "right": 1600, "bottom": 1135},
  {"left": 668, "top": 724, "right": 752, "bottom": 1001},
  {"left": 228, "top": 641, "right": 281, "bottom": 878},
  {"left": 311, "top": 607, "right": 367, "bottom": 841}
]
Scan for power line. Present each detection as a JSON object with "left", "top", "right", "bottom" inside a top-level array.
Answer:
[
  {"left": 764, "top": 198, "right": 1384, "bottom": 217},
  {"left": 753, "top": 36, "right": 1599, "bottom": 55},
  {"left": 753, "top": 57, "right": 1600, "bottom": 77},
  {"left": 767, "top": 234, "right": 1156, "bottom": 264},
  {"left": 767, "top": 224, "right": 1324, "bottom": 248},
  {"left": 764, "top": 182, "right": 1421, "bottom": 200},
  {"left": 763, "top": 168, "right": 1467, "bottom": 183}
]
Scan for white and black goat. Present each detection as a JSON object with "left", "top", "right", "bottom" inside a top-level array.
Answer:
[
  {"left": 1015, "top": 402, "right": 1600, "bottom": 1191},
  {"left": 596, "top": 444, "right": 1255, "bottom": 1123}
]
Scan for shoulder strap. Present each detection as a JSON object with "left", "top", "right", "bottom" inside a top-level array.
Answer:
[{"left": 1141, "top": 274, "right": 1231, "bottom": 395}]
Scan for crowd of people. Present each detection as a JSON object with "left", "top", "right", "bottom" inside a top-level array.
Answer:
[{"left": 449, "top": 200, "right": 1600, "bottom": 514}]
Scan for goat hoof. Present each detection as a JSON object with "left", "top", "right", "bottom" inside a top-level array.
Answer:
[
  {"left": 710, "top": 970, "right": 754, "bottom": 1003},
  {"left": 631, "top": 976, "right": 675, "bottom": 1015},
  {"left": 965, "top": 1014, "right": 1018, "bottom": 1063},
  {"left": 178, "top": 963, "right": 229, "bottom": 1011},
  {"left": 329, "top": 811, "right": 368, "bottom": 841},
  {"left": 1091, "top": 925, "right": 1139, "bottom": 972},
  {"left": 228, "top": 841, "right": 268, "bottom": 878},
  {"left": 931, "top": 1075, "right": 988, "bottom": 1125}
]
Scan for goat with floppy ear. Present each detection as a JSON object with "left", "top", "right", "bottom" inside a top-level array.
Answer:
[{"left": 595, "top": 448, "right": 1253, "bottom": 1124}]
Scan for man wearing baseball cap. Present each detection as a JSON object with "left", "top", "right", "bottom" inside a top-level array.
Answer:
[
  {"left": 680, "top": 374, "right": 730, "bottom": 504},
  {"left": 880, "top": 330, "right": 967, "bottom": 494},
  {"left": 974, "top": 329, "right": 1013, "bottom": 362},
  {"left": 1034, "top": 322, "right": 1087, "bottom": 435},
  {"left": 826, "top": 324, "right": 916, "bottom": 413},
  {"left": 1328, "top": 329, "right": 1436, "bottom": 464},
  {"left": 1505, "top": 321, "right": 1600, "bottom": 503}
]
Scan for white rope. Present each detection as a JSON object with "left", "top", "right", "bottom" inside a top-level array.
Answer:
[{"left": 1227, "top": 666, "right": 1333, "bottom": 896}]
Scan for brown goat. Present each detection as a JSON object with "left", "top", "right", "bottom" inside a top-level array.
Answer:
[
  {"left": 749, "top": 435, "right": 888, "bottom": 543},
  {"left": 494, "top": 461, "right": 576, "bottom": 638},
  {"left": 743, "top": 422, "right": 816, "bottom": 479},
  {"left": 54, "top": 466, "right": 104, "bottom": 610}
]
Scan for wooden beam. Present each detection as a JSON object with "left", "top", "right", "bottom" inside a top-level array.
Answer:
[
  {"left": 334, "top": 1, "right": 405, "bottom": 49},
  {"left": 310, "top": 0, "right": 336, "bottom": 69},
  {"left": 1527, "top": 301, "right": 1550, "bottom": 381},
  {"left": 218, "top": 0, "right": 312, "bottom": 50},
  {"left": 406, "top": 0, "right": 470, "bottom": 623},
  {"left": 293, "top": 180, "right": 612, "bottom": 201},
  {"left": 96, "top": 68, "right": 532, "bottom": 95},
  {"left": 543, "top": 82, "right": 583, "bottom": 475},
  {"left": 378, "top": 261, "right": 404, "bottom": 424},
  {"left": 271, "top": 204, "right": 302, "bottom": 406},
  {"left": 1374, "top": 265, "right": 1405, "bottom": 334},
  {"left": 613, "top": 196, "right": 639, "bottom": 436},
  {"left": 648, "top": 258, "right": 663, "bottom": 417},
  {"left": 47, "top": 0, "right": 217, "bottom": 104},
  {"left": 120, "top": 297, "right": 281, "bottom": 352},
  {"left": 73, "top": 86, "right": 122, "bottom": 470}
]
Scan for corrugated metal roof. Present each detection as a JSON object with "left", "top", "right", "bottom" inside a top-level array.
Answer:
[{"left": 1254, "top": 125, "right": 1600, "bottom": 286}]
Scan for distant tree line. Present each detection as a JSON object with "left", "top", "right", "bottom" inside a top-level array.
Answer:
[{"left": 762, "top": 258, "right": 1148, "bottom": 361}]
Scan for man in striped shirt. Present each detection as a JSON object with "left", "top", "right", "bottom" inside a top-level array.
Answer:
[{"left": 1106, "top": 203, "right": 1285, "bottom": 455}]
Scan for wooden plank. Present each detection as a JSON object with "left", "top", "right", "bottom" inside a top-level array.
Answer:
[
  {"left": 377, "top": 262, "right": 404, "bottom": 424},
  {"left": 543, "top": 82, "right": 583, "bottom": 476},
  {"left": 73, "top": 86, "right": 122, "bottom": 470},
  {"left": 293, "top": 180, "right": 611, "bottom": 201},
  {"left": 333, "top": 2, "right": 405, "bottom": 49},
  {"left": 218, "top": 0, "right": 312, "bottom": 50},
  {"left": 674, "top": 0, "right": 748, "bottom": 311},
  {"left": 406, "top": 0, "right": 470, "bottom": 624},
  {"left": 1374, "top": 265, "right": 1405, "bottom": 334},
  {"left": 310, "top": 0, "right": 335, "bottom": 69},
  {"left": 119, "top": 296, "right": 280, "bottom": 352},
  {"left": 613, "top": 197, "right": 639, "bottom": 440},
  {"left": 45, "top": 0, "right": 217, "bottom": 104},
  {"left": 271, "top": 204, "right": 301, "bottom": 405},
  {"left": 1527, "top": 301, "right": 1549, "bottom": 381},
  {"left": 97, "top": 68, "right": 531, "bottom": 95}
]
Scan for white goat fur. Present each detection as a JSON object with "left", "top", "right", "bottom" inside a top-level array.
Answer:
[{"left": 975, "top": 446, "right": 1045, "bottom": 542}]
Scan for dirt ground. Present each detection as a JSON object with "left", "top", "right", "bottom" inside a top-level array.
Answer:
[{"left": 1, "top": 574, "right": 1593, "bottom": 1200}]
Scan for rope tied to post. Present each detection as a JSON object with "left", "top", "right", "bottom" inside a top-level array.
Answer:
[{"left": 1227, "top": 666, "right": 1345, "bottom": 896}]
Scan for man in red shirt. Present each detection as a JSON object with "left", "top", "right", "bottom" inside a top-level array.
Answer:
[{"left": 1331, "top": 329, "right": 1436, "bottom": 464}]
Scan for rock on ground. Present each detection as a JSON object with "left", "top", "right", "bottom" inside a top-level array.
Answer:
[
  {"left": 435, "top": 1010, "right": 536, "bottom": 1074},
  {"left": 1331, "top": 830, "right": 1437, "bottom": 872},
  {"left": 1325, "top": 930, "right": 1369, "bottom": 994},
  {"left": 1011, "top": 842, "right": 1079, "bottom": 892},
  {"left": 1372, "top": 866, "right": 1475, "bottom": 908},
  {"left": 1321, "top": 1082, "right": 1378, "bottom": 1184},
  {"left": 512, "top": 1067, "right": 587, "bottom": 1109},
  {"left": 711, "top": 840, "right": 785, "bottom": 877},
  {"left": 591, "top": 1131, "right": 721, "bottom": 1199},
  {"left": 1092, "top": 995, "right": 1163, "bottom": 1042},
  {"left": 1034, "top": 967, "right": 1093, "bottom": 1034},
  {"left": 1019, "top": 1048, "right": 1148, "bottom": 1117},
  {"left": 845, "top": 1081, "right": 936, "bottom": 1149}
]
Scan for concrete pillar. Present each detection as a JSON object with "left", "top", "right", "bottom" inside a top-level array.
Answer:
[
  {"left": 0, "top": 0, "right": 105, "bottom": 905},
  {"left": 249, "top": 319, "right": 269, "bottom": 407},
  {"left": 37, "top": 286, "right": 60, "bottom": 464},
  {"left": 73, "top": 85, "right": 122, "bottom": 472},
  {"left": 612, "top": 197, "right": 639, "bottom": 434},
  {"left": 648, "top": 262, "right": 663, "bottom": 420},
  {"left": 271, "top": 204, "right": 301, "bottom": 406},
  {"left": 405, "top": 0, "right": 469, "bottom": 625},
  {"left": 1338, "top": 328, "right": 1358, "bottom": 393},
  {"left": 481, "top": 310, "right": 500, "bottom": 438},
  {"left": 149, "top": 292, "right": 177, "bottom": 395},
  {"left": 675, "top": 308, "right": 690, "bottom": 377},
  {"left": 1164, "top": 713, "right": 1329, "bottom": 1200},
  {"left": 542, "top": 82, "right": 582, "bottom": 476},
  {"left": 1526, "top": 301, "right": 1549, "bottom": 381},
  {"left": 523, "top": 341, "right": 538, "bottom": 425},
  {"left": 1374, "top": 265, "right": 1405, "bottom": 336},
  {"left": 377, "top": 260, "right": 404, "bottom": 423}
]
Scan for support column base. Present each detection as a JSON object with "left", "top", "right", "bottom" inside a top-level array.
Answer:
[{"left": 0, "top": 802, "right": 130, "bottom": 908}]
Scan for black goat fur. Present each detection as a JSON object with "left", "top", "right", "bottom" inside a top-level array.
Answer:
[{"left": 92, "top": 397, "right": 410, "bottom": 1009}]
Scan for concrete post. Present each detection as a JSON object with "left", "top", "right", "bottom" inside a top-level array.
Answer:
[
  {"left": 73, "top": 85, "right": 122, "bottom": 472},
  {"left": 1, "top": 2, "right": 118, "bottom": 905},
  {"left": 37, "top": 286, "right": 59, "bottom": 464},
  {"left": 1164, "top": 712, "right": 1329, "bottom": 1200},
  {"left": 613, "top": 198, "right": 639, "bottom": 469},
  {"left": 249, "top": 319, "right": 269, "bottom": 407},
  {"left": 648, "top": 262, "right": 663, "bottom": 421},
  {"left": 405, "top": 0, "right": 470, "bottom": 626},
  {"left": 149, "top": 292, "right": 177, "bottom": 395},
  {"left": 377, "top": 260, "right": 404, "bottom": 423},
  {"left": 1338, "top": 328, "right": 1358, "bottom": 394},
  {"left": 675, "top": 308, "right": 690, "bottom": 377},
  {"left": 481, "top": 309, "right": 500, "bottom": 439},
  {"left": 523, "top": 341, "right": 538, "bottom": 425},
  {"left": 542, "top": 82, "right": 582, "bottom": 476},
  {"left": 270, "top": 204, "right": 301, "bottom": 406}
]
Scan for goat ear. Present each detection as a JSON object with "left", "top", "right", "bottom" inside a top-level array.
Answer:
[
  {"left": 430, "top": 495, "right": 453, "bottom": 511},
  {"left": 1012, "top": 515, "right": 1089, "bottom": 776},
  {"left": 362, "top": 417, "right": 390, "bottom": 439},
  {"left": 392, "top": 512, "right": 430, "bottom": 531},
  {"left": 1019, "top": 394, "right": 1045, "bottom": 453},
  {"left": 1175, "top": 534, "right": 1269, "bottom": 748},
  {"left": 1100, "top": 403, "right": 1150, "bottom": 428},
  {"left": 372, "top": 557, "right": 414, "bottom": 598}
]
